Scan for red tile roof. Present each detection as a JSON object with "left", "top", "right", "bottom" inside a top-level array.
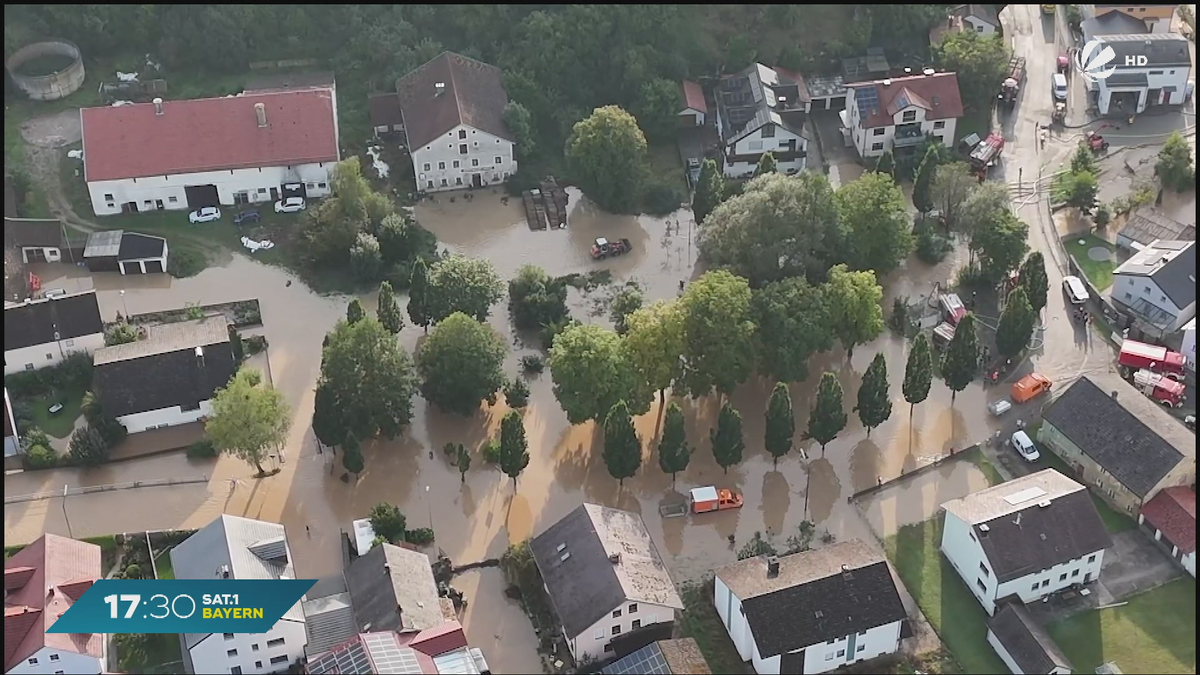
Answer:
[
  {"left": 847, "top": 72, "right": 964, "bottom": 128},
  {"left": 409, "top": 620, "right": 468, "bottom": 657},
  {"left": 1141, "top": 486, "right": 1196, "bottom": 553},
  {"left": 4, "top": 534, "right": 104, "bottom": 672},
  {"left": 81, "top": 89, "right": 340, "bottom": 182},
  {"left": 680, "top": 80, "right": 707, "bottom": 113}
]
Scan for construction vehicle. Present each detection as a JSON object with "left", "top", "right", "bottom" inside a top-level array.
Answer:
[
  {"left": 1086, "top": 131, "right": 1110, "bottom": 154},
  {"left": 968, "top": 133, "right": 1005, "bottom": 180},
  {"left": 1011, "top": 372, "right": 1052, "bottom": 403},
  {"left": 690, "top": 486, "right": 744, "bottom": 513},
  {"left": 1042, "top": 4, "right": 1056, "bottom": 15},
  {"left": 590, "top": 237, "right": 632, "bottom": 260},
  {"left": 1052, "top": 102, "right": 1066, "bottom": 125},
  {"left": 939, "top": 293, "right": 967, "bottom": 325},
  {"left": 1132, "top": 369, "right": 1187, "bottom": 408},
  {"left": 999, "top": 57, "right": 1026, "bottom": 107},
  {"left": 1119, "top": 339, "right": 1187, "bottom": 379}
]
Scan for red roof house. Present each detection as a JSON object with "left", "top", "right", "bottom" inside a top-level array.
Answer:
[
  {"left": 845, "top": 72, "right": 964, "bottom": 129},
  {"left": 680, "top": 80, "right": 707, "bottom": 114},
  {"left": 1140, "top": 486, "right": 1196, "bottom": 570}
]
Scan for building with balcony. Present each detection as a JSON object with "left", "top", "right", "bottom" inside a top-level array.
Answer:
[
  {"left": 714, "top": 63, "right": 810, "bottom": 178},
  {"left": 840, "top": 71, "right": 963, "bottom": 160}
]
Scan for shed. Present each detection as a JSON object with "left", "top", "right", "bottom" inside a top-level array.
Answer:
[{"left": 83, "top": 229, "right": 168, "bottom": 274}]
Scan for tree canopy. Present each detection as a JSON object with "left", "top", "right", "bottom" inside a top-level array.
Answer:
[
  {"left": 206, "top": 369, "right": 291, "bottom": 475},
  {"left": 508, "top": 265, "right": 569, "bottom": 331},
  {"left": 610, "top": 287, "right": 644, "bottom": 336},
  {"left": 680, "top": 271, "right": 757, "bottom": 397},
  {"left": 1018, "top": 253, "right": 1049, "bottom": 314},
  {"left": 68, "top": 426, "right": 109, "bottom": 467},
  {"left": 368, "top": 502, "right": 407, "bottom": 542},
  {"left": 317, "top": 317, "right": 417, "bottom": 440},
  {"left": 347, "top": 299, "right": 366, "bottom": 324},
  {"left": 711, "top": 402, "right": 745, "bottom": 473},
  {"left": 996, "top": 287, "right": 1036, "bottom": 359},
  {"left": 934, "top": 30, "right": 1011, "bottom": 111},
  {"left": 549, "top": 323, "right": 647, "bottom": 424},
  {"left": 692, "top": 158, "right": 725, "bottom": 225},
  {"left": 565, "top": 105, "right": 648, "bottom": 213},
  {"left": 940, "top": 312, "right": 979, "bottom": 401},
  {"left": 754, "top": 151, "right": 778, "bottom": 177},
  {"left": 903, "top": 333, "right": 934, "bottom": 416},
  {"left": 856, "top": 353, "right": 892, "bottom": 435},
  {"left": 658, "top": 402, "right": 691, "bottom": 486},
  {"left": 805, "top": 372, "right": 847, "bottom": 454},
  {"left": 623, "top": 300, "right": 685, "bottom": 405},
  {"left": 764, "top": 383, "right": 794, "bottom": 468},
  {"left": 376, "top": 281, "right": 404, "bottom": 334},
  {"left": 1155, "top": 131, "right": 1196, "bottom": 192},
  {"left": 407, "top": 258, "right": 433, "bottom": 331},
  {"left": 751, "top": 278, "right": 833, "bottom": 382},
  {"left": 825, "top": 265, "right": 884, "bottom": 358},
  {"left": 932, "top": 162, "right": 976, "bottom": 233},
  {"left": 427, "top": 255, "right": 504, "bottom": 323},
  {"left": 603, "top": 401, "right": 642, "bottom": 487},
  {"left": 499, "top": 410, "right": 530, "bottom": 489},
  {"left": 912, "top": 145, "right": 940, "bottom": 214},
  {"left": 416, "top": 312, "right": 507, "bottom": 416},
  {"left": 836, "top": 171, "right": 913, "bottom": 276},
  {"left": 972, "top": 211, "right": 1029, "bottom": 283}
]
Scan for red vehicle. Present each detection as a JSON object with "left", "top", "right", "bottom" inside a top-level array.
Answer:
[
  {"left": 1132, "top": 369, "right": 1187, "bottom": 408},
  {"left": 1057, "top": 54, "right": 1069, "bottom": 74},
  {"left": 939, "top": 293, "right": 967, "bottom": 325},
  {"left": 590, "top": 237, "right": 632, "bottom": 260},
  {"left": 1119, "top": 339, "right": 1186, "bottom": 379},
  {"left": 1086, "top": 131, "right": 1110, "bottom": 153},
  {"left": 999, "top": 56, "right": 1026, "bottom": 107},
  {"left": 969, "top": 133, "right": 1005, "bottom": 180}
]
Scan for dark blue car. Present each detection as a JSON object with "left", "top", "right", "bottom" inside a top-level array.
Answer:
[{"left": 233, "top": 209, "right": 261, "bottom": 226}]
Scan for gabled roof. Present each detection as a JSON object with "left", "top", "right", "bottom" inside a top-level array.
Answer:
[
  {"left": 1119, "top": 210, "right": 1196, "bottom": 248},
  {"left": 303, "top": 591, "right": 359, "bottom": 659},
  {"left": 1113, "top": 239, "right": 1195, "bottom": 309},
  {"left": 530, "top": 504, "right": 682, "bottom": 639},
  {"left": 307, "top": 626, "right": 485, "bottom": 675},
  {"left": 987, "top": 603, "right": 1073, "bottom": 674},
  {"left": 368, "top": 92, "right": 404, "bottom": 128},
  {"left": 1099, "top": 32, "right": 1192, "bottom": 68},
  {"left": 847, "top": 72, "right": 964, "bottom": 128},
  {"left": 716, "top": 63, "right": 810, "bottom": 145},
  {"left": 1140, "top": 486, "right": 1196, "bottom": 553},
  {"left": 1083, "top": 10, "right": 1155, "bottom": 40},
  {"left": 714, "top": 540, "right": 907, "bottom": 656},
  {"left": 1041, "top": 374, "right": 1192, "bottom": 498},
  {"left": 3, "top": 290, "right": 104, "bottom": 352},
  {"left": 680, "top": 80, "right": 707, "bottom": 114},
  {"left": 957, "top": 4, "right": 1000, "bottom": 25},
  {"left": 3, "top": 218, "right": 63, "bottom": 249},
  {"left": 395, "top": 51, "right": 513, "bottom": 151},
  {"left": 345, "top": 543, "right": 445, "bottom": 633},
  {"left": 4, "top": 534, "right": 104, "bottom": 672},
  {"left": 81, "top": 89, "right": 340, "bottom": 182}
]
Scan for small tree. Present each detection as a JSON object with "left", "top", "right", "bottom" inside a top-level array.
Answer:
[
  {"left": 377, "top": 281, "right": 405, "bottom": 334},
  {"left": 890, "top": 296, "right": 909, "bottom": 335},
  {"left": 941, "top": 313, "right": 980, "bottom": 402},
  {"left": 206, "top": 369, "right": 291, "bottom": 476},
  {"left": 603, "top": 401, "right": 642, "bottom": 487},
  {"left": 68, "top": 426, "right": 108, "bottom": 467},
  {"left": 1094, "top": 204, "right": 1112, "bottom": 228},
  {"left": 658, "top": 402, "right": 691, "bottom": 487},
  {"left": 1054, "top": 170, "right": 1099, "bottom": 214},
  {"left": 609, "top": 287, "right": 644, "bottom": 335},
  {"left": 1018, "top": 252, "right": 1049, "bottom": 314},
  {"left": 368, "top": 502, "right": 407, "bottom": 542},
  {"left": 856, "top": 353, "right": 892, "bottom": 436},
  {"left": 912, "top": 145, "right": 938, "bottom": 214},
  {"left": 346, "top": 299, "right": 366, "bottom": 324},
  {"left": 903, "top": 333, "right": 934, "bottom": 417},
  {"left": 342, "top": 434, "right": 364, "bottom": 477},
  {"left": 737, "top": 531, "right": 778, "bottom": 560},
  {"left": 805, "top": 372, "right": 847, "bottom": 456},
  {"left": 710, "top": 402, "right": 745, "bottom": 474},
  {"left": 1070, "top": 143, "right": 1099, "bottom": 175},
  {"left": 996, "top": 287, "right": 1036, "bottom": 359},
  {"left": 1155, "top": 131, "right": 1196, "bottom": 192},
  {"left": 499, "top": 410, "right": 530, "bottom": 490},
  {"left": 104, "top": 322, "right": 140, "bottom": 346},
  {"left": 407, "top": 258, "right": 433, "bottom": 332},
  {"left": 456, "top": 445, "right": 471, "bottom": 482},
  {"left": 875, "top": 150, "right": 895, "bottom": 177},
  {"left": 692, "top": 158, "right": 725, "bottom": 225},
  {"left": 311, "top": 382, "right": 346, "bottom": 451},
  {"left": 764, "top": 383, "right": 794, "bottom": 468},
  {"left": 754, "top": 151, "right": 778, "bottom": 177},
  {"left": 504, "top": 377, "right": 530, "bottom": 408}
]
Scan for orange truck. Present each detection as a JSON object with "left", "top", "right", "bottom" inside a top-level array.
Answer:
[
  {"left": 690, "top": 486, "right": 744, "bottom": 514},
  {"left": 1011, "top": 373, "right": 1052, "bottom": 403}
]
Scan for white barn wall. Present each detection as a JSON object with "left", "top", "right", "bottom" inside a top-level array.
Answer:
[
  {"left": 117, "top": 400, "right": 213, "bottom": 434},
  {"left": 4, "top": 333, "right": 105, "bottom": 375},
  {"left": 187, "top": 619, "right": 307, "bottom": 675},
  {"left": 6, "top": 646, "right": 104, "bottom": 675},
  {"left": 411, "top": 124, "right": 517, "bottom": 193}
]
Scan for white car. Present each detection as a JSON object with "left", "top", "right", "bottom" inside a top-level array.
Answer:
[
  {"left": 189, "top": 206, "right": 221, "bottom": 224},
  {"left": 1052, "top": 73, "right": 1068, "bottom": 101},
  {"left": 275, "top": 197, "right": 306, "bottom": 213},
  {"left": 1011, "top": 430, "right": 1041, "bottom": 462},
  {"left": 1062, "top": 275, "right": 1089, "bottom": 304}
]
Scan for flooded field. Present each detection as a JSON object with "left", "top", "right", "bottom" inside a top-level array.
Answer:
[{"left": 6, "top": 185, "right": 1113, "bottom": 671}]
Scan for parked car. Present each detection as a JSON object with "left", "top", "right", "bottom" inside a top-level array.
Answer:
[
  {"left": 1011, "top": 372, "right": 1052, "bottom": 403},
  {"left": 687, "top": 157, "right": 702, "bottom": 187},
  {"left": 1010, "top": 430, "right": 1041, "bottom": 462},
  {"left": 233, "top": 209, "right": 261, "bottom": 226},
  {"left": 1062, "top": 275, "right": 1089, "bottom": 304},
  {"left": 1052, "top": 73, "right": 1068, "bottom": 101},
  {"left": 275, "top": 197, "right": 306, "bottom": 213},
  {"left": 189, "top": 206, "right": 221, "bottom": 224}
]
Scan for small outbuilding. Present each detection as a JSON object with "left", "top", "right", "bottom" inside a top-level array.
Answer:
[{"left": 83, "top": 229, "right": 168, "bottom": 274}]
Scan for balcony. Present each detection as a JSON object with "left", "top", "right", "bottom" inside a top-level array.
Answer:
[{"left": 893, "top": 125, "right": 925, "bottom": 148}]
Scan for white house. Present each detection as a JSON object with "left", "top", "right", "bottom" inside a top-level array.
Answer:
[
  {"left": 4, "top": 534, "right": 106, "bottom": 675},
  {"left": 1111, "top": 239, "right": 1196, "bottom": 337},
  {"left": 1181, "top": 317, "right": 1196, "bottom": 373},
  {"left": 985, "top": 603, "right": 1073, "bottom": 675},
  {"left": 392, "top": 52, "right": 518, "bottom": 193},
  {"left": 679, "top": 80, "right": 708, "bottom": 127},
  {"left": 530, "top": 504, "right": 683, "bottom": 664},
  {"left": 1139, "top": 486, "right": 1196, "bottom": 577},
  {"left": 1089, "top": 33, "right": 1192, "bottom": 115},
  {"left": 954, "top": 4, "right": 1000, "bottom": 34},
  {"left": 715, "top": 64, "right": 810, "bottom": 178},
  {"left": 1094, "top": 4, "right": 1181, "bottom": 33},
  {"left": 92, "top": 317, "right": 238, "bottom": 433},
  {"left": 940, "top": 469, "right": 1114, "bottom": 616},
  {"left": 841, "top": 71, "right": 964, "bottom": 160},
  {"left": 713, "top": 540, "right": 907, "bottom": 675},
  {"left": 81, "top": 89, "right": 340, "bottom": 216},
  {"left": 171, "top": 515, "right": 308, "bottom": 675},
  {"left": 4, "top": 290, "right": 104, "bottom": 375}
]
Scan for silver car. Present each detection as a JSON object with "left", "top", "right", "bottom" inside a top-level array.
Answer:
[{"left": 1052, "top": 73, "right": 1068, "bottom": 101}]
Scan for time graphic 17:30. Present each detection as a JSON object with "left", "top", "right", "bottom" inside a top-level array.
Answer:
[{"left": 104, "top": 593, "right": 199, "bottom": 620}]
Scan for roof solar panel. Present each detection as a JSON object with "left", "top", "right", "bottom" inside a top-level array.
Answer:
[
  {"left": 602, "top": 644, "right": 672, "bottom": 675},
  {"left": 855, "top": 86, "right": 879, "bottom": 115},
  {"left": 363, "top": 633, "right": 423, "bottom": 674}
]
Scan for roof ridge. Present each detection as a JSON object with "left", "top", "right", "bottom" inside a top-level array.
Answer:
[{"left": 447, "top": 53, "right": 465, "bottom": 129}]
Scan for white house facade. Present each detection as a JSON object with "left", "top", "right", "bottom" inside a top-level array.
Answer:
[
  {"left": 724, "top": 121, "right": 808, "bottom": 178},
  {"left": 3, "top": 291, "right": 105, "bottom": 375},
  {"left": 566, "top": 600, "right": 680, "bottom": 663},
  {"left": 940, "top": 470, "right": 1114, "bottom": 616},
  {"left": 6, "top": 647, "right": 104, "bottom": 675},
  {"left": 185, "top": 622, "right": 308, "bottom": 675},
  {"left": 81, "top": 89, "right": 340, "bottom": 216},
  {"left": 715, "top": 64, "right": 811, "bottom": 178},
  {"left": 412, "top": 124, "right": 517, "bottom": 192},
  {"left": 955, "top": 4, "right": 1000, "bottom": 34},
  {"left": 1111, "top": 239, "right": 1196, "bottom": 336},
  {"left": 1090, "top": 33, "right": 1192, "bottom": 115},
  {"left": 841, "top": 71, "right": 963, "bottom": 159},
  {"left": 1181, "top": 318, "right": 1196, "bottom": 372}
]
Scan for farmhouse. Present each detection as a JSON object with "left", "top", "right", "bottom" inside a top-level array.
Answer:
[
  {"left": 1111, "top": 239, "right": 1195, "bottom": 337},
  {"left": 3, "top": 290, "right": 104, "bottom": 375},
  {"left": 715, "top": 63, "right": 811, "bottom": 178},
  {"left": 1094, "top": 3, "right": 1180, "bottom": 33},
  {"left": 80, "top": 89, "right": 340, "bottom": 216},
  {"left": 840, "top": 71, "right": 964, "bottom": 159}
]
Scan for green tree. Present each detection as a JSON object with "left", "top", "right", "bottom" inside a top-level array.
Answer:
[
  {"left": 299, "top": 157, "right": 393, "bottom": 268},
  {"left": 342, "top": 433, "right": 364, "bottom": 477},
  {"left": 377, "top": 281, "right": 405, "bottom": 334},
  {"left": 416, "top": 312, "right": 507, "bottom": 416},
  {"left": 565, "top": 105, "right": 648, "bottom": 213},
  {"left": 680, "top": 271, "right": 756, "bottom": 397},
  {"left": 104, "top": 322, "right": 140, "bottom": 346},
  {"left": 710, "top": 401, "right": 745, "bottom": 474},
  {"left": 973, "top": 211, "right": 1030, "bottom": 282},
  {"left": 903, "top": 333, "right": 934, "bottom": 417},
  {"left": 934, "top": 30, "right": 1011, "bottom": 110},
  {"left": 504, "top": 377, "right": 530, "bottom": 408},
  {"left": 941, "top": 312, "right": 980, "bottom": 402},
  {"left": 407, "top": 257, "right": 433, "bottom": 332},
  {"left": 346, "top": 299, "right": 366, "bottom": 324},
  {"left": 68, "top": 426, "right": 108, "bottom": 467},
  {"left": 368, "top": 502, "right": 407, "bottom": 542},
  {"left": 499, "top": 410, "right": 530, "bottom": 490},
  {"left": 826, "top": 265, "right": 885, "bottom": 359},
  {"left": 1155, "top": 131, "right": 1196, "bottom": 192},
  {"left": 502, "top": 101, "right": 536, "bottom": 157},
  {"left": 113, "top": 633, "right": 157, "bottom": 673},
  {"left": 456, "top": 444, "right": 471, "bottom": 482},
  {"left": 610, "top": 287, "right": 644, "bottom": 335},
  {"left": 350, "top": 232, "right": 384, "bottom": 282},
  {"left": 932, "top": 162, "right": 976, "bottom": 233},
  {"left": 427, "top": 255, "right": 504, "bottom": 323},
  {"left": 603, "top": 400, "right": 642, "bottom": 487},
  {"left": 996, "top": 287, "right": 1036, "bottom": 359},
  {"left": 692, "top": 158, "right": 725, "bottom": 225},
  {"left": 624, "top": 300, "right": 685, "bottom": 406},
  {"left": 633, "top": 77, "right": 683, "bottom": 141},
  {"left": 754, "top": 151, "right": 778, "bottom": 176},
  {"left": 206, "top": 369, "right": 291, "bottom": 475},
  {"left": 737, "top": 531, "right": 778, "bottom": 560},
  {"left": 1018, "top": 252, "right": 1049, "bottom": 314},
  {"left": 875, "top": 150, "right": 895, "bottom": 177},
  {"left": 912, "top": 145, "right": 939, "bottom": 214},
  {"left": 1070, "top": 143, "right": 1099, "bottom": 175},
  {"left": 312, "top": 382, "right": 346, "bottom": 450},
  {"left": 376, "top": 213, "right": 437, "bottom": 268},
  {"left": 318, "top": 317, "right": 418, "bottom": 440},
  {"left": 508, "top": 265, "right": 568, "bottom": 331},
  {"left": 890, "top": 296, "right": 910, "bottom": 335},
  {"left": 1054, "top": 170, "right": 1099, "bottom": 214},
  {"left": 764, "top": 383, "right": 794, "bottom": 468},
  {"left": 658, "top": 402, "right": 691, "bottom": 487},
  {"left": 836, "top": 171, "right": 913, "bottom": 275},
  {"left": 958, "top": 181, "right": 1010, "bottom": 255},
  {"left": 805, "top": 372, "right": 847, "bottom": 455},
  {"left": 752, "top": 278, "right": 833, "bottom": 382},
  {"left": 549, "top": 323, "right": 647, "bottom": 424},
  {"left": 855, "top": 353, "right": 892, "bottom": 436}
]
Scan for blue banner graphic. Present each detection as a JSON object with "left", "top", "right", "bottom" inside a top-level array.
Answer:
[{"left": 48, "top": 579, "right": 315, "bottom": 634}]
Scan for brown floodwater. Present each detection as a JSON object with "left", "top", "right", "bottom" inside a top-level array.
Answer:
[{"left": 6, "top": 185, "right": 1112, "bottom": 672}]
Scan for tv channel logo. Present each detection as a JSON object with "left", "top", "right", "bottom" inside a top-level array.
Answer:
[{"left": 1075, "top": 39, "right": 1131, "bottom": 83}]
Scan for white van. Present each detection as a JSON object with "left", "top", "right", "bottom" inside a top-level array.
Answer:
[
  {"left": 1062, "top": 275, "right": 1089, "bottom": 304},
  {"left": 1052, "top": 73, "right": 1068, "bottom": 100}
]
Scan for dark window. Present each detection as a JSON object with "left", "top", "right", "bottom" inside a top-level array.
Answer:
[
  {"left": 438, "top": 162, "right": 446, "bottom": 170},
  {"left": 629, "top": 603, "right": 638, "bottom": 613},
  {"left": 762, "top": 124, "right": 776, "bottom": 138},
  {"left": 613, "top": 609, "right": 622, "bottom": 618},
  {"left": 231, "top": 668, "right": 242, "bottom": 675},
  {"left": 1072, "top": 569, "right": 1080, "bottom": 577},
  {"left": 1088, "top": 554, "right": 1096, "bottom": 563},
  {"left": 902, "top": 110, "right": 917, "bottom": 122},
  {"left": 976, "top": 578, "right": 987, "bottom": 593},
  {"left": 459, "top": 129, "right": 467, "bottom": 139},
  {"left": 1041, "top": 579, "right": 1049, "bottom": 588},
  {"left": 423, "top": 163, "right": 431, "bottom": 171},
  {"left": 49, "top": 655, "right": 60, "bottom": 662},
  {"left": 181, "top": 401, "right": 201, "bottom": 412},
  {"left": 934, "top": 121, "right": 945, "bottom": 129},
  {"left": 224, "top": 634, "right": 235, "bottom": 640},
  {"left": 453, "top": 160, "right": 460, "bottom": 168},
  {"left": 270, "top": 655, "right": 289, "bottom": 665},
  {"left": 27, "top": 659, "right": 38, "bottom": 666},
  {"left": 104, "top": 194, "right": 114, "bottom": 201},
  {"left": 837, "top": 649, "right": 846, "bottom": 658},
  {"left": 228, "top": 649, "right": 238, "bottom": 657},
  {"left": 256, "top": 662, "right": 263, "bottom": 669},
  {"left": 873, "top": 128, "right": 885, "bottom": 136},
  {"left": 1059, "top": 573, "right": 1067, "bottom": 581},
  {"left": 267, "top": 638, "right": 286, "bottom": 648},
  {"left": 494, "top": 156, "right": 502, "bottom": 164},
  {"left": 472, "top": 158, "right": 479, "bottom": 167},
  {"left": 1031, "top": 583, "right": 1039, "bottom": 592},
  {"left": 252, "top": 645, "right": 259, "bottom": 652},
  {"left": 632, "top": 619, "right": 642, "bottom": 629},
  {"left": 456, "top": 177, "right": 463, "bottom": 185},
  {"left": 460, "top": 144, "right": 468, "bottom": 155},
  {"left": 604, "top": 644, "right": 614, "bottom": 653},
  {"left": 612, "top": 625, "right": 621, "bottom": 635},
  {"left": 978, "top": 562, "right": 989, "bottom": 577}
]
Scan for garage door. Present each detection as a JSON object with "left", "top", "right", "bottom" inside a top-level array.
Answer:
[
  {"left": 120, "top": 260, "right": 145, "bottom": 275},
  {"left": 144, "top": 259, "right": 164, "bottom": 274},
  {"left": 184, "top": 184, "right": 220, "bottom": 209}
]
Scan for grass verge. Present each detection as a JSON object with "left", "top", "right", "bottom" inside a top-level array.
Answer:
[
  {"left": 154, "top": 549, "right": 175, "bottom": 580},
  {"left": 679, "top": 578, "right": 748, "bottom": 675},
  {"left": 960, "top": 446, "right": 1004, "bottom": 486},
  {"left": 1064, "top": 234, "right": 1117, "bottom": 291}
]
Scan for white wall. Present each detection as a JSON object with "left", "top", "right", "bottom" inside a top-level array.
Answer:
[
  {"left": 1181, "top": 322, "right": 1196, "bottom": 372},
  {"left": 961, "top": 15, "right": 997, "bottom": 35},
  {"left": 845, "top": 92, "right": 957, "bottom": 159},
  {"left": 1097, "top": 64, "right": 1191, "bottom": 114},
  {"left": 1112, "top": 273, "right": 1195, "bottom": 332},
  {"left": 987, "top": 628, "right": 1024, "bottom": 675},
  {"left": 714, "top": 575, "right": 755, "bottom": 662},
  {"left": 116, "top": 400, "right": 213, "bottom": 434},
  {"left": 411, "top": 124, "right": 517, "bottom": 193},
  {"left": 6, "top": 646, "right": 104, "bottom": 675},
  {"left": 87, "top": 163, "right": 334, "bottom": 216},
  {"left": 20, "top": 247, "right": 62, "bottom": 264},
  {"left": 566, "top": 600, "right": 676, "bottom": 663},
  {"left": 4, "top": 333, "right": 104, "bottom": 375},
  {"left": 1183, "top": 550, "right": 1196, "bottom": 578},
  {"left": 187, "top": 620, "right": 307, "bottom": 675},
  {"left": 723, "top": 124, "right": 807, "bottom": 178}
]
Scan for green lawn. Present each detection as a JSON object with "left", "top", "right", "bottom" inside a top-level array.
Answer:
[
  {"left": 884, "top": 516, "right": 1008, "bottom": 674},
  {"left": 962, "top": 446, "right": 1005, "bottom": 486},
  {"left": 1049, "top": 578, "right": 1196, "bottom": 674},
  {"left": 154, "top": 549, "right": 175, "bottom": 580},
  {"left": 1064, "top": 235, "right": 1117, "bottom": 291},
  {"left": 680, "top": 579, "right": 748, "bottom": 675},
  {"left": 27, "top": 387, "right": 86, "bottom": 439}
]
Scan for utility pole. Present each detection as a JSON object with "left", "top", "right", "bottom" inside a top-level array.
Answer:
[{"left": 62, "top": 484, "right": 74, "bottom": 538}]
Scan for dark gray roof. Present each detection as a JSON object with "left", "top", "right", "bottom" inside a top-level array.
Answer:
[
  {"left": 1042, "top": 375, "right": 1188, "bottom": 498},
  {"left": 988, "top": 603, "right": 1073, "bottom": 674},
  {"left": 957, "top": 4, "right": 999, "bottom": 26},
  {"left": 974, "top": 490, "right": 1113, "bottom": 583},
  {"left": 344, "top": 543, "right": 444, "bottom": 633},
  {"left": 3, "top": 291, "right": 104, "bottom": 351},
  {"left": 1100, "top": 33, "right": 1191, "bottom": 68},
  {"left": 530, "top": 504, "right": 682, "bottom": 640},
  {"left": 303, "top": 591, "right": 358, "bottom": 659},
  {"left": 395, "top": 51, "right": 513, "bottom": 151},
  {"left": 716, "top": 64, "right": 809, "bottom": 145},
  {"left": 1119, "top": 210, "right": 1196, "bottom": 248},
  {"left": 117, "top": 232, "right": 166, "bottom": 261},
  {"left": 1114, "top": 240, "right": 1195, "bottom": 312},
  {"left": 1082, "top": 11, "right": 1152, "bottom": 40},
  {"left": 3, "top": 218, "right": 63, "bottom": 249},
  {"left": 93, "top": 329, "right": 237, "bottom": 418},
  {"left": 1106, "top": 72, "right": 1150, "bottom": 87}
]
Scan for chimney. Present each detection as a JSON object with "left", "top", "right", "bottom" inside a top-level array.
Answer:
[
  {"left": 1111, "top": 390, "right": 1119, "bottom": 399},
  {"left": 435, "top": 82, "right": 446, "bottom": 96},
  {"left": 924, "top": 68, "right": 936, "bottom": 76},
  {"left": 255, "top": 102, "right": 268, "bottom": 128},
  {"left": 882, "top": 78, "right": 892, "bottom": 87},
  {"left": 152, "top": 98, "right": 164, "bottom": 116},
  {"left": 608, "top": 552, "right": 621, "bottom": 564},
  {"left": 766, "top": 556, "right": 780, "bottom": 578}
]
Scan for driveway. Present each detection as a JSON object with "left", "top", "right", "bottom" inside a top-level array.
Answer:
[{"left": 810, "top": 110, "right": 863, "bottom": 188}]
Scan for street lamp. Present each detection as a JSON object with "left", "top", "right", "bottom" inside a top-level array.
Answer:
[
  {"left": 425, "top": 485, "right": 434, "bottom": 536},
  {"left": 119, "top": 290, "right": 129, "bottom": 319},
  {"left": 62, "top": 484, "right": 74, "bottom": 538}
]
